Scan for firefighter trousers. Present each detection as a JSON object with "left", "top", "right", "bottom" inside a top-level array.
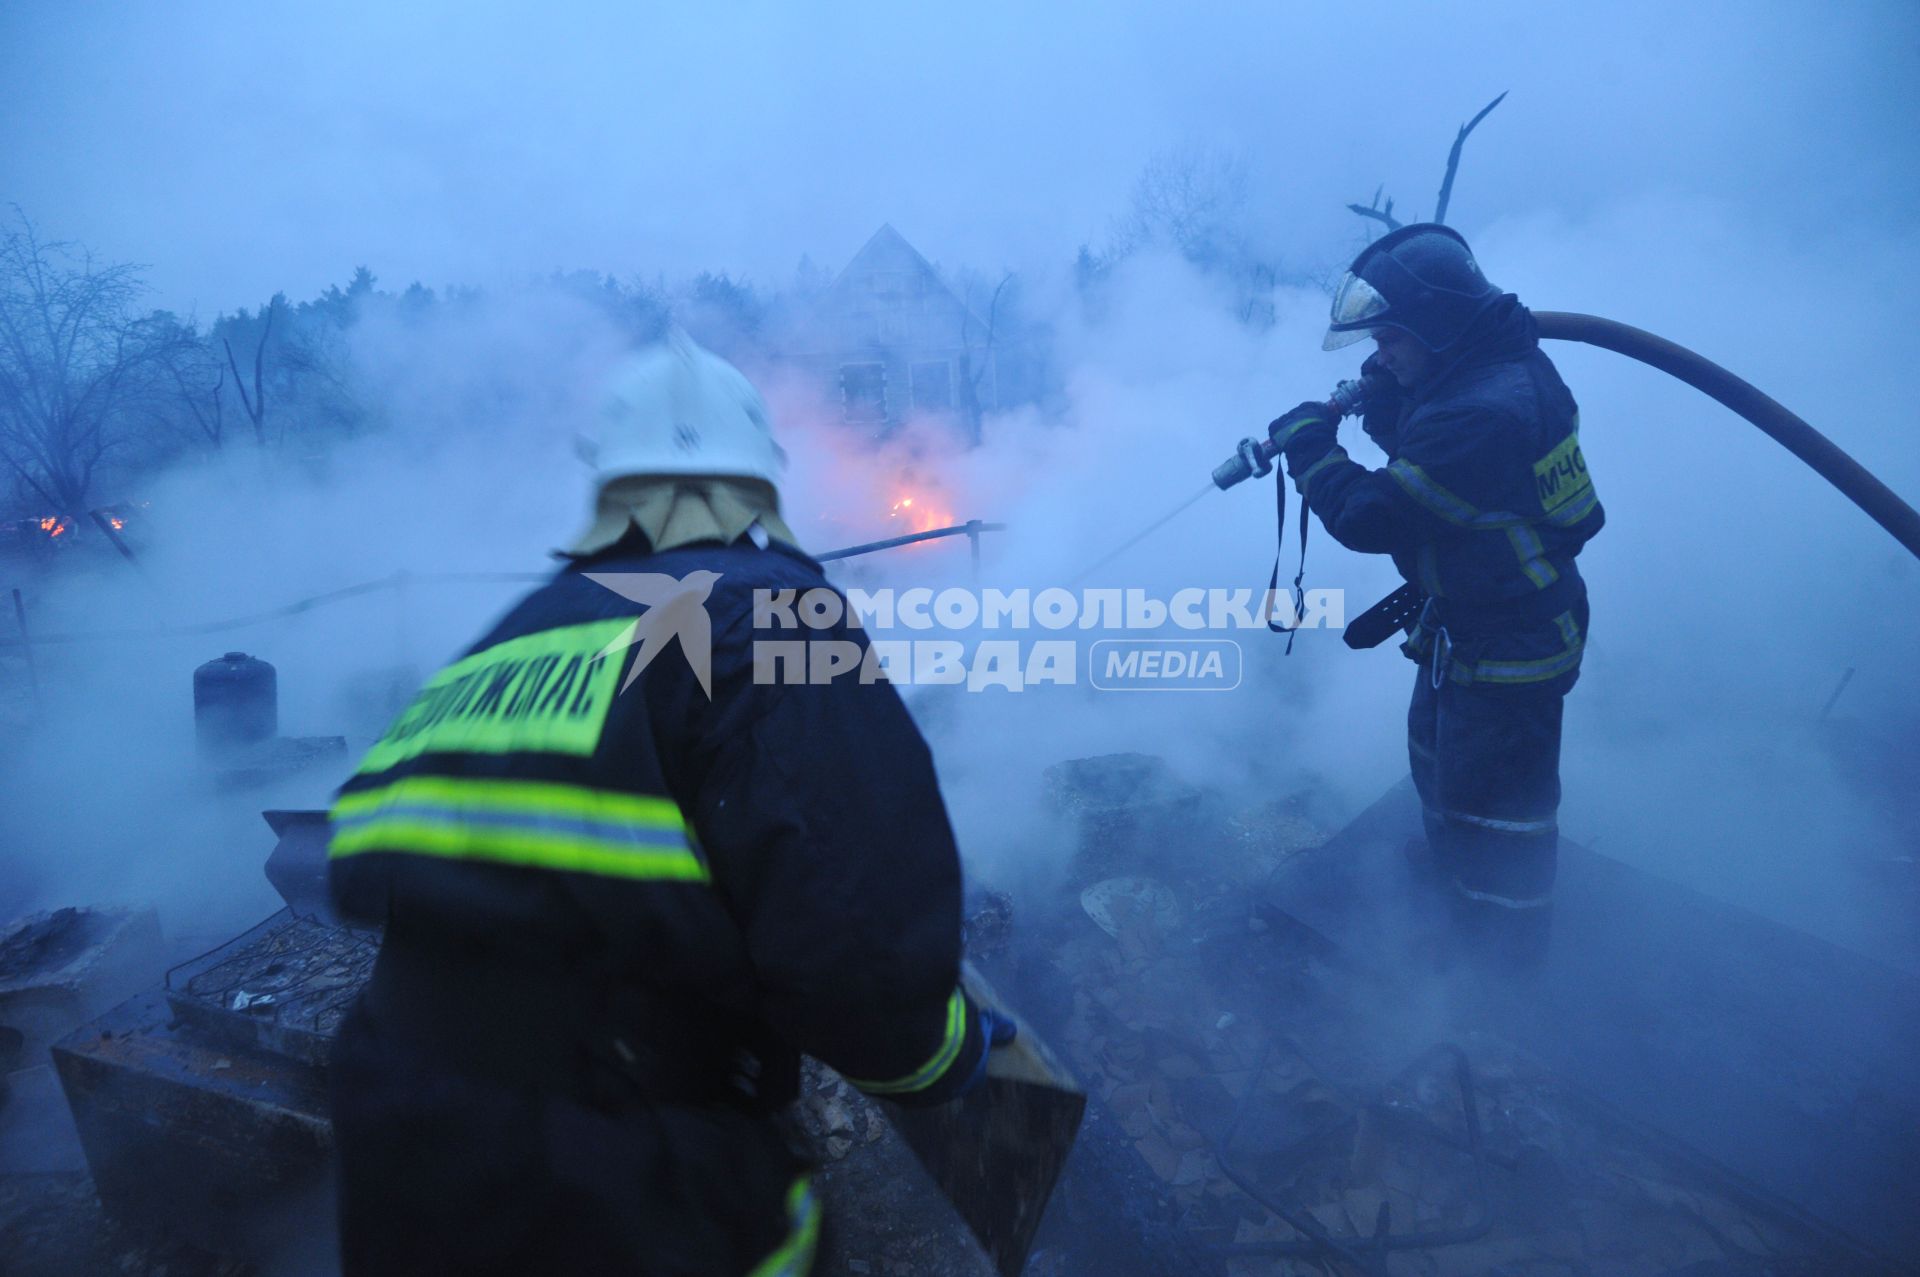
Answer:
[{"left": 1407, "top": 664, "right": 1564, "bottom": 965}]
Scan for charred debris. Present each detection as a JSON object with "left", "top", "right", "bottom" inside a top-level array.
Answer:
[{"left": 3, "top": 729, "right": 1917, "bottom": 1274}]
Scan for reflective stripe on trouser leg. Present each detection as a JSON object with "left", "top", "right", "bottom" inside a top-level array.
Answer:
[{"left": 1423, "top": 675, "right": 1565, "bottom": 908}]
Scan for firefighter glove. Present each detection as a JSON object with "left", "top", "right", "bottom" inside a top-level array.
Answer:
[{"left": 1269, "top": 402, "right": 1338, "bottom": 475}]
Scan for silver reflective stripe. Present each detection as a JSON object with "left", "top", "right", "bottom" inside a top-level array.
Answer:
[
  {"left": 1269, "top": 414, "right": 1327, "bottom": 451},
  {"left": 1438, "top": 807, "right": 1557, "bottom": 835},
  {"left": 1452, "top": 879, "right": 1553, "bottom": 910},
  {"left": 1506, "top": 524, "right": 1558, "bottom": 589},
  {"left": 1293, "top": 446, "right": 1349, "bottom": 494},
  {"left": 1416, "top": 544, "right": 1442, "bottom": 595},
  {"left": 1466, "top": 640, "right": 1585, "bottom": 685},
  {"left": 1388, "top": 461, "right": 1534, "bottom": 530},
  {"left": 330, "top": 803, "right": 693, "bottom": 852},
  {"left": 1545, "top": 484, "right": 1600, "bottom": 527}
]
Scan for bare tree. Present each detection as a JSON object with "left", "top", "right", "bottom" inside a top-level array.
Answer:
[
  {"left": 164, "top": 339, "right": 227, "bottom": 449},
  {"left": 223, "top": 296, "right": 276, "bottom": 446},
  {"left": 1111, "top": 144, "right": 1252, "bottom": 262},
  {"left": 0, "top": 210, "right": 186, "bottom": 513},
  {"left": 1347, "top": 92, "right": 1508, "bottom": 235}
]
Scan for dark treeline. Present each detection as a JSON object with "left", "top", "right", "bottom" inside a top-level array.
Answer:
[{"left": 0, "top": 145, "right": 1314, "bottom": 531}]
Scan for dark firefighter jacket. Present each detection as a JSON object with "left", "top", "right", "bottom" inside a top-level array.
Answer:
[
  {"left": 326, "top": 534, "right": 986, "bottom": 1277},
  {"left": 1277, "top": 298, "right": 1604, "bottom": 688}
]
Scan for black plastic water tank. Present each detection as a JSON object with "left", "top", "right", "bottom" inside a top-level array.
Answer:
[{"left": 194, "top": 651, "right": 276, "bottom": 755}]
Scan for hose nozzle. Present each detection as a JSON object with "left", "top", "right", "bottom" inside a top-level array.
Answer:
[
  {"left": 1210, "top": 374, "right": 1384, "bottom": 491},
  {"left": 1212, "top": 437, "right": 1274, "bottom": 491},
  {"left": 1328, "top": 376, "right": 1377, "bottom": 419}
]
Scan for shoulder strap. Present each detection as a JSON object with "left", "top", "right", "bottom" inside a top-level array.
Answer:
[{"left": 1265, "top": 469, "right": 1312, "bottom": 652}]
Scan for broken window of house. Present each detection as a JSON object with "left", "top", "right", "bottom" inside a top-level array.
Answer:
[
  {"left": 910, "top": 361, "right": 952, "bottom": 414},
  {"left": 841, "top": 362, "right": 887, "bottom": 423}
]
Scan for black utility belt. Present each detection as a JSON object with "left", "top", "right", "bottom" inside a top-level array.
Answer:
[{"left": 1420, "top": 582, "right": 1582, "bottom": 635}]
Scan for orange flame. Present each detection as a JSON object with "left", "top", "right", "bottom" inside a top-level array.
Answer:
[
  {"left": 887, "top": 492, "right": 952, "bottom": 535},
  {"left": 109, "top": 516, "right": 125, "bottom": 531},
  {"left": 38, "top": 516, "right": 68, "bottom": 539}
]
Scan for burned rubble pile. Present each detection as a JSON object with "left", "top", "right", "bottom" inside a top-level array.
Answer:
[
  {"left": 0, "top": 905, "right": 255, "bottom": 1277},
  {"left": 5, "top": 746, "right": 1900, "bottom": 1276},
  {"left": 978, "top": 753, "right": 1851, "bottom": 1277}
]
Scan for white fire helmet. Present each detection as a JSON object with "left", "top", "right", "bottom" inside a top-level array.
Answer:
[{"left": 577, "top": 330, "right": 786, "bottom": 489}]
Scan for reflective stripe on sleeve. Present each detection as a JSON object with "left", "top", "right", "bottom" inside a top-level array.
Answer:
[
  {"left": 1269, "top": 414, "right": 1329, "bottom": 451},
  {"left": 748, "top": 1176, "right": 820, "bottom": 1277},
  {"left": 844, "top": 988, "right": 968, "bottom": 1096},
  {"left": 1387, "top": 460, "right": 1535, "bottom": 530},
  {"left": 1293, "top": 447, "right": 1350, "bottom": 494},
  {"left": 1544, "top": 483, "right": 1600, "bottom": 528},
  {"left": 328, "top": 776, "right": 708, "bottom": 883}
]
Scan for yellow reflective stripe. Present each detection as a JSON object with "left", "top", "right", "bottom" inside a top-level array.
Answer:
[
  {"left": 1554, "top": 611, "right": 1582, "bottom": 649},
  {"left": 357, "top": 619, "right": 634, "bottom": 774},
  {"left": 1544, "top": 483, "right": 1600, "bottom": 527},
  {"left": 334, "top": 776, "right": 682, "bottom": 829},
  {"left": 748, "top": 1177, "right": 819, "bottom": 1277},
  {"left": 1505, "top": 525, "right": 1559, "bottom": 589},
  {"left": 1415, "top": 544, "right": 1443, "bottom": 596},
  {"left": 1453, "top": 610, "right": 1585, "bottom": 685},
  {"left": 328, "top": 819, "right": 708, "bottom": 881},
  {"left": 1388, "top": 460, "right": 1535, "bottom": 530},
  {"left": 328, "top": 777, "right": 706, "bottom": 882},
  {"left": 1388, "top": 459, "right": 1481, "bottom": 524},
  {"left": 1269, "top": 414, "right": 1329, "bottom": 451},
  {"left": 845, "top": 989, "right": 967, "bottom": 1095},
  {"left": 1292, "top": 447, "right": 1349, "bottom": 494}
]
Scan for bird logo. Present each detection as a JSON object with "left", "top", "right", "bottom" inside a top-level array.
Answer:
[{"left": 583, "top": 571, "right": 722, "bottom": 699}]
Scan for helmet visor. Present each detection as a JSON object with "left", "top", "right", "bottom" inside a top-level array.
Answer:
[{"left": 1322, "top": 272, "right": 1388, "bottom": 350}]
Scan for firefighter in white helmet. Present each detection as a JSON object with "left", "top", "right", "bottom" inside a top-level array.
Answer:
[{"left": 326, "top": 331, "right": 1007, "bottom": 1276}]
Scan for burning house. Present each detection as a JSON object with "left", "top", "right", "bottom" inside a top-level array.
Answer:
[{"left": 780, "top": 225, "right": 1040, "bottom": 443}]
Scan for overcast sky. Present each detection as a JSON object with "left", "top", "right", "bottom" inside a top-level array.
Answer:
[{"left": 3, "top": 0, "right": 1915, "bottom": 315}]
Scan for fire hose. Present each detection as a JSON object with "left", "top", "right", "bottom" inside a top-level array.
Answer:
[
  {"left": 1531, "top": 312, "right": 1920, "bottom": 560},
  {"left": 1202, "top": 309, "right": 1920, "bottom": 643}
]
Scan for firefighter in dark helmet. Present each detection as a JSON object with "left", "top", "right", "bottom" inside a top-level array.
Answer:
[
  {"left": 325, "top": 331, "right": 1008, "bottom": 1275},
  {"left": 1269, "top": 224, "right": 1604, "bottom": 965}
]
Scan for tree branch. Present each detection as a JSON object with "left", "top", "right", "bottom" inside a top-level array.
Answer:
[
  {"left": 0, "top": 439, "right": 60, "bottom": 509},
  {"left": 1345, "top": 199, "right": 1401, "bottom": 233},
  {"left": 253, "top": 298, "right": 273, "bottom": 444},
  {"left": 1433, "top": 90, "right": 1507, "bottom": 226}
]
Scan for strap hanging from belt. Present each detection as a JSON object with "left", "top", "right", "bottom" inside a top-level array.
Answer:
[{"left": 1265, "top": 466, "right": 1312, "bottom": 652}]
